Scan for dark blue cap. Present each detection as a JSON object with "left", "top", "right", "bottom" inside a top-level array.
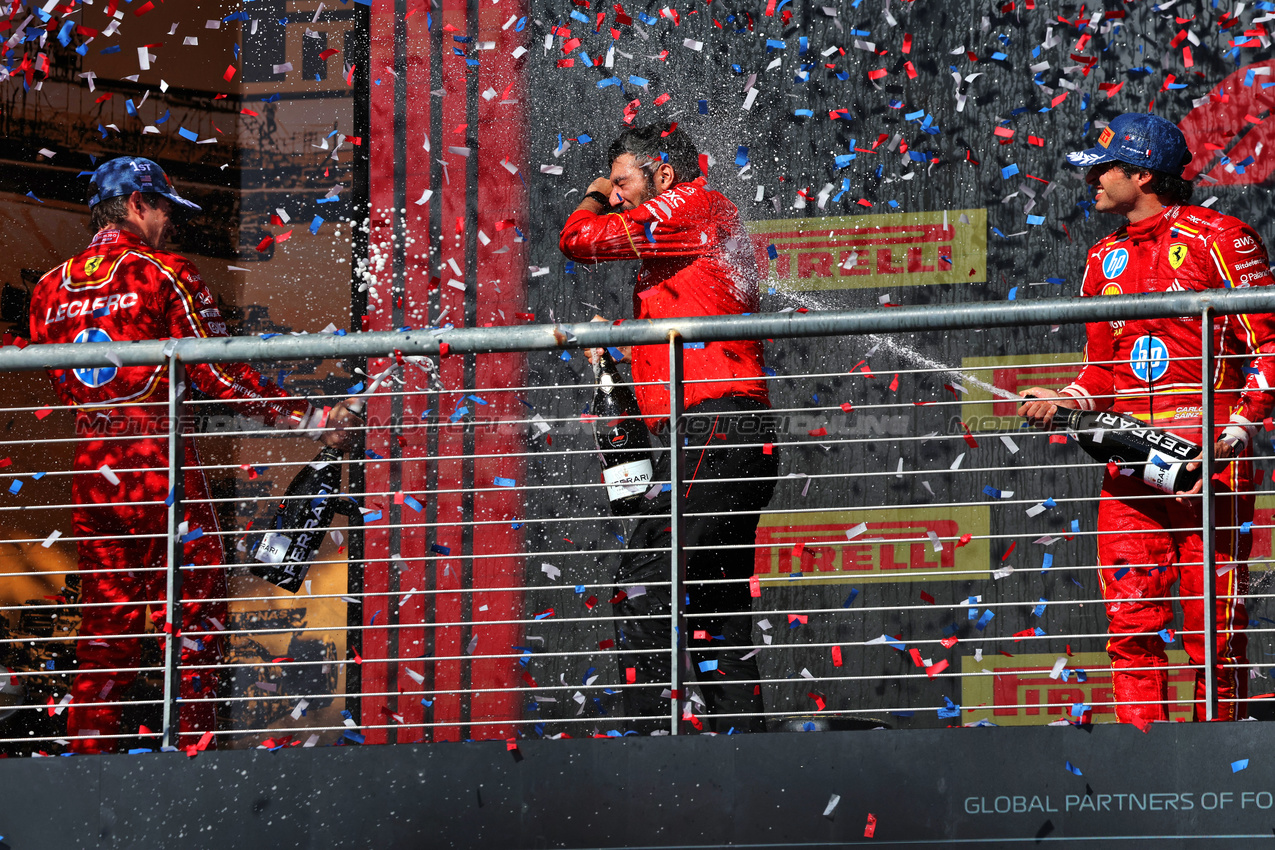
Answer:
[
  {"left": 88, "top": 156, "right": 201, "bottom": 211},
  {"left": 1066, "top": 113, "right": 1193, "bottom": 176}
]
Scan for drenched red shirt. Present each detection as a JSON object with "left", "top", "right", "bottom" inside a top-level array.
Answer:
[
  {"left": 559, "top": 177, "right": 769, "bottom": 427},
  {"left": 30, "top": 228, "right": 313, "bottom": 433},
  {"left": 1062, "top": 204, "right": 1275, "bottom": 448}
]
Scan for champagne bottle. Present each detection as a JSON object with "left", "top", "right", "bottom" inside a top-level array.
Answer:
[
  {"left": 592, "top": 349, "right": 653, "bottom": 515},
  {"left": 250, "top": 446, "right": 344, "bottom": 592},
  {"left": 1053, "top": 408, "right": 1201, "bottom": 494}
]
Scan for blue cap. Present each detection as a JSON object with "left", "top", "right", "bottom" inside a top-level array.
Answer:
[
  {"left": 1066, "top": 113, "right": 1192, "bottom": 176},
  {"left": 88, "top": 156, "right": 201, "bottom": 211}
]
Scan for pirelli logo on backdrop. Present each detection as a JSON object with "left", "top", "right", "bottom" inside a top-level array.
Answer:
[
  {"left": 753, "top": 507, "right": 990, "bottom": 585},
  {"left": 747, "top": 208, "right": 987, "bottom": 290},
  {"left": 1249, "top": 495, "right": 1275, "bottom": 573},
  {"left": 958, "top": 353, "right": 1083, "bottom": 433},
  {"left": 960, "top": 652, "right": 1194, "bottom": 725}
]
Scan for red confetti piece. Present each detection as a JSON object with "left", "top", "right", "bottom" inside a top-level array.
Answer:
[
  {"left": 839, "top": 402, "right": 854, "bottom": 411},
  {"left": 808, "top": 427, "right": 827, "bottom": 437},
  {"left": 902, "top": 33, "right": 912, "bottom": 53},
  {"left": 626, "top": 667, "right": 636, "bottom": 683},
  {"left": 920, "top": 591, "right": 935, "bottom": 605},
  {"left": 598, "top": 639, "right": 615, "bottom": 650},
  {"left": 865, "top": 814, "right": 877, "bottom": 837},
  {"left": 1001, "top": 541, "right": 1017, "bottom": 561},
  {"left": 133, "top": 0, "right": 153, "bottom": 14},
  {"left": 223, "top": 64, "right": 237, "bottom": 82},
  {"left": 831, "top": 646, "right": 843, "bottom": 667},
  {"left": 653, "top": 92, "right": 671, "bottom": 105},
  {"left": 956, "top": 533, "right": 972, "bottom": 547},
  {"left": 888, "top": 373, "right": 899, "bottom": 392},
  {"left": 762, "top": 442, "right": 773, "bottom": 455},
  {"left": 925, "top": 659, "right": 948, "bottom": 678},
  {"left": 749, "top": 575, "right": 761, "bottom": 597},
  {"left": 904, "top": 61, "right": 917, "bottom": 79},
  {"left": 807, "top": 692, "right": 826, "bottom": 711},
  {"left": 867, "top": 68, "right": 888, "bottom": 80},
  {"left": 1050, "top": 434, "right": 1069, "bottom": 444},
  {"left": 34, "top": 407, "right": 52, "bottom": 420}
]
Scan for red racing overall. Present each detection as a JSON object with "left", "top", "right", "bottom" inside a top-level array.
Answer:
[
  {"left": 560, "top": 178, "right": 776, "bottom": 731},
  {"left": 1061, "top": 205, "right": 1275, "bottom": 723},
  {"left": 30, "top": 228, "right": 316, "bottom": 752}
]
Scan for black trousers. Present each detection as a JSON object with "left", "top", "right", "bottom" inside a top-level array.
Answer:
[{"left": 613, "top": 396, "right": 778, "bottom": 733}]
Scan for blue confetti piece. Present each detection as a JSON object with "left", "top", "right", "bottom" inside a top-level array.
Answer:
[
  {"left": 834, "top": 154, "right": 855, "bottom": 168},
  {"left": 1046, "top": 277, "right": 1065, "bottom": 285},
  {"left": 628, "top": 75, "right": 649, "bottom": 86},
  {"left": 431, "top": 544, "right": 451, "bottom": 555},
  {"left": 310, "top": 216, "right": 324, "bottom": 234},
  {"left": 883, "top": 635, "right": 906, "bottom": 651},
  {"left": 1026, "top": 215, "right": 1045, "bottom": 226},
  {"left": 1001, "top": 163, "right": 1020, "bottom": 179},
  {"left": 403, "top": 494, "right": 424, "bottom": 513},
  {"left": 682, "top": 341, "right": 705, "bottom": 349},
  {"left": 1242, "top": 522, "right": 1253, "bottom": 534},
  {"left": 1008, "top": 287, "right": 1018, "bottom": 300},
  {"left": 450, "top": 406, "right": 469, "bottom": 422},
  {"left": 767, "top": 244, "right": 778, "bottom": 260},
  {"left": 1113, "top": 567, "right": 1130, "bottom": 581},
  {"left": 365, "top": 449, "right": 384, "bottom": 460},
  {"left": 363, "top": 511, "right": 383, "bottom": 523},
  {"left": 843, "top": 588, "right": 859, "bottom": 607},
  {"left": 991, "top": 51, "right": 1008, "bottom": 60},
  {"left": 348, "top": 381, "right": 365, "bottom": 394},
  {"left": 1233, "top": 759, "right": 1249, "bottom": 772},
  {"left": 177, "top": 126, "right": 199, "bottom": 142},
  {"left": 1159, "top": 628, "right": 1175, "bottom": 643},
  {"left": 494, "top": 477, "right": 516, "bottom": 487},
  {"left": 1033, "top": 598, "right": 1047, "bottom": 617},
  {"left": 1065, "top": 760, "right": 1083, "bottom": 776},
  {"left": 735, "top": 146, "right": 750, "bottom": 167},
  {"left": 1043, "top": 497, "right": 1056, "bottom": 508},
  {"left": 606, "top": 347, "right": 625, "bottom": 362},
  {"left": 1042, "top": 553, "right": 1053, "bottom": 573},
  {"left": 976, "top": 609, "right": 995, "bottom": 630},
  {"left": 983, "top": 485, "right": 1002, "bottom": 499},
  {"left": 164, "top": 488, "right": 175, "bottom": 506},
  {"left": 698, "top": 659, "right": 718, "bottom": 672},
  {"left": 180, "top": 527, "right": 204, "bottom": 544},
  {"left": 1070, "top": 703, "right": 1090, "bottom": 717},
  {"left": 794, "top": 109, "right": 814, "bottom": 117},
  {"left": 467, "top": 394, "right": 488, "bottom": 405},
  {"left": 597, "top": 77, "right": 620, "bottom": 89},
  {"left": 765, "top": 38, "right": 786, "bottom": 50},
  {"left": 1070, "top": 519, "right": 1080, "bottom": 533},
  {"left": 343, "top": 731, "right": 366, "bottom": 744}
]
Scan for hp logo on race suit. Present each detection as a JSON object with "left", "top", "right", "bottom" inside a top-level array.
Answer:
[
  {"left": 1102, "top": 248, "right": 1130, "bottom": 279},
  {"left": 72, "top": 328, "right": 116, "bottom": 387},
  {"left": 1130, "top": 335, "right": 1170, "bottom": 383}
]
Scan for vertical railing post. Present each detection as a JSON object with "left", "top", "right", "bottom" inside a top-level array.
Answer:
[
  {"left": 162, "top": 355, "right": 187, "bottom": 749},
  {"left": 1201, "top": 307, "right": 1218, "bottom": 721},
  {"left": 667, "top": 333, "right": 687, "bottom": 735}
]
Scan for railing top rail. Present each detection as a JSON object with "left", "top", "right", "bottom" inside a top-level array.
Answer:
[{"left": 4, "top": 289, "right": 1271, "bottom": 371}]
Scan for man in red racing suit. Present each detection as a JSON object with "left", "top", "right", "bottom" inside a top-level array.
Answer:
[
  {"left": 1021, "top": 113, "right": 1275, "bottom": 724},
  {"left": 28, "top": 156, "right": 358, "bottom": 752},
  {"left": 560, "top": 124, "right": 776, "bottom": 733}
]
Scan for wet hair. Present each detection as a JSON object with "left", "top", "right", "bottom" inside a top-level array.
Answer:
[
  {"left": 1115, "top": 162, "right": 1195, "bottom": 205},
  {"left": 607, "top": 123, "right": 701, "bottom": 186},
  {"left": 87, "top": 188, "right": 162, "bottom": 232}
]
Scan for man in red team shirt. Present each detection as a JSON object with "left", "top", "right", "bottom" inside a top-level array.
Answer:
[
  {"left": 29, "top": 156, "right": 361, "bottom": 752},
  {"left": 560, "top": 124, "right": 776, "bottom": 733},
  {"left": 1019, "top": 113, "right": 1275, "bottom": 724}
]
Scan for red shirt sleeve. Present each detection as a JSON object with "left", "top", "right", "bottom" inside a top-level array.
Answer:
[
  {"left": 163, "top": 256, "right": 314, "bottom": 429},
  {"left": 559, "top": 183, "right": 719, "bottom": 262},
  {"left": 1211, "top": 223, "right": 1275, "bottom": 429}
]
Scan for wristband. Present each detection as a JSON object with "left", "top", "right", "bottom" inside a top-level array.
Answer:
[{"left": 585, "top": 190, "right": 611, "bottom": 207}]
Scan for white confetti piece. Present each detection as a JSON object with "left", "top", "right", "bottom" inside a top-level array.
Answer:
[
  {"left": 823, "top": 794, "right": 841, "bottom": 817},
  {"left": 98, "top": 464, "right": 120, "bottom": 486},
  {"left": 950, "top": 453, "right": 965, "bottom": 470},
  {"left": 1000, "top": 435, "right": 1019, "bottom": 453},
  {"left": 845, "top": 522, "right": 867, "bottom": 540},
  {"left": 41, "top": 530, "right": 62, "bottom": 548},
  {"left": 1050, "top": 657, "right": 1067, "bottom": 680},
  {"left": 290, "top": 699, "right": 310, "bottom": 720},
  {"left": 927, "top": 530, "right": 943, "bottom": 552},
  {"left": 541, "top": 562, "right": 560, "bottom": 580},
  {"left": 414, "top": 189, "right": 433, "bottom": 206}
]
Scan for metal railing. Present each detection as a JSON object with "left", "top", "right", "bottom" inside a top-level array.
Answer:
[{"left": 0, "top": 287, "right": 1272, "bottom": 750}]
